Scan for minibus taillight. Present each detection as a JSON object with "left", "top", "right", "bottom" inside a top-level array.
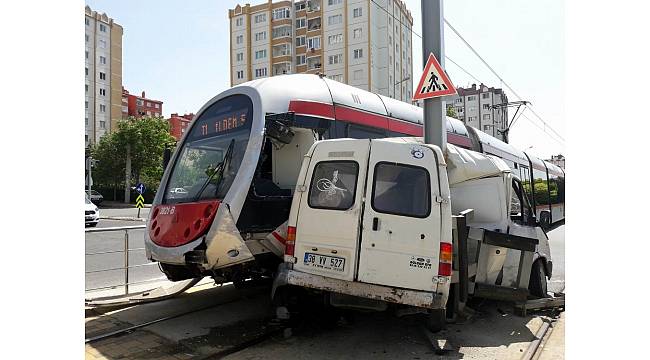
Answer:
[
  {"left": 285, "top": 226, "right": 296, "bottom": 257},
  {"left": 438, "top": 242, "right": 453, "bottom": 276}
]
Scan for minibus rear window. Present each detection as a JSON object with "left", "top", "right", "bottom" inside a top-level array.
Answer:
[
  {"left": 372, "top": 162, "right": 431, "bottom": 218},
  {"left": 308, "top": 161, "right": 359, "bottom": 210}
]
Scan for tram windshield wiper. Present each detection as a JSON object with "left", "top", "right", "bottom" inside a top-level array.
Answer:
[{"left": 193, "top": 139, "right": 236, "bottom": 202}]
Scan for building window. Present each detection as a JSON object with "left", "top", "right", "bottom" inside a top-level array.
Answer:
[
  {"left": 456, "top": 107, "right": 463, "bottom": 113},
  {"left": 236, "top": 35, "right": 243, "bottom": 44},
  {"left": 255, "top": 67, "right": 267, "bottom": 77},
  {"left": 455, "top": 98, "right": 463, "bottom": 103},
  {"left": 99, "top": 39, "right": 106, "bottom": 48},
  {"left": 85, "top": 34, "right": 89, "bottom": 42},
  {"left": 99, "top": 104, "right": 106, "bottom": 112},
  {"left": 85, "top": 50, "right": 88, "bottom": 59},
  {"left": 85, "top": 101, "right": 89, "bottom": 109},
  {"left": 296, "top": 17, "right": 306, "bottom": 28},
  {"left": 483, "top": 104, "right": 490, "bottom": 109},
  {"left": 329, "top": 74, "right": 343, "bottom": 82},
  {"left": 296, "top": 36, "right": 306, "bottom": 47},
  {"left": 254, "top": 13, "right": 266, "bottom": 23},
  {"left": 328, "top": 0, "right": 342, "bottom": 5},
  {"left": 483, "top": 125, "right": 492, "bottom": 130},
  {"left": 307, "top": 36, "right": 321, "bottom": 50},
  {"left": 99, "top": 88, "right": 106, "bottom": 96},
  {"left": 328, "top": 33, "right": 343, "bottom": 45},
  {"left": 99, "top": 121, "right": 106, "bottom": 129},
  {"left": 155, "top": 103, "right": 160, "bottom": 109},
  {"left": 296, "top": 55, "right": 306, "bottom": 65},
  {"left": 353, "top": 7, "right": 363, "bottom": 18},
  {"left": 467, "top": 95, "right": 476, "bottom": 101},
  {"left": 353, "top": 48, "right": 363, "bottom": 59},
  {"left": 85, "top": 117, "right": 89, "bottom": 126},
  {"left": 353, "top": 28, "right": 362, "bottom": 39},
  {"left": 328, "top": 54, "right": 342, "bottom": 65},
  {"left": 99, "top": 23, "right": 106, "bottom": 32},
  {"left": 85, "top": 67, "right": 89, "bottom": 76},
  {"left": 482, "top": 93, "right": 490, "bottom": 99},
  {"left": 235, "top": 17, "right": 243, "bottom": 26},
  {"left": 353, "top": 69, "right": 363, "bottom": 80},
  {"left": 255, "top": 31, "right": 266, "bottom": 41},
  {"left": 328, "top": 14, "right": 342, "bottom": 25},
  {"left": 483, "top": 114, "right": 491, "bottom": 120},
  {"left": 468, "top": 116, "right": 476, "bottom": 121},
  {"left": 99, "top": 72, "right": 106, "bottom": 80},
  {"left": 272, "top": 25, "right": 292, "bottom": 39},
  {"left": 85, "top": 84, "right": 89, "bottom": 93},
  {"left": 236, "top": 52, "right": 244, "bottom": 61},
  {"left": 255, "top": 49, "right": 267, "bottom": 59},
  {"left": 272, "top": 8, "right": 290, "bottom": 20},
  {"left": 85, "top": 18, "right": 90, "bottom": 26},
  {"left": 295, "top": 1, "right": 306, "bottom": 11},
  {"left": 237, "top": 70, "right": 244, "bottom": 79},
  {"left": 100, "top": 56, "right": 106, "bottom": 65}
]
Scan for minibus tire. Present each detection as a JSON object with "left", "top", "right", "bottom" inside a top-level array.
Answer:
[
  {"left": 528, "top": 259, "right": 548, "bottom": 298},
  {"left": 426, "top": 309, "right": 446, "bottom": 332}
]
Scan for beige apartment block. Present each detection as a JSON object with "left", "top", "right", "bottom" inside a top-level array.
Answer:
[
  {"left": 85, "top": 5, "right": 123, "bottom": 146},
  {"left": 447, "top": 83, "right": 510, "bottom": 141},
  {"left": 229, "top": 0, "right": 414, "bottom": 102}
]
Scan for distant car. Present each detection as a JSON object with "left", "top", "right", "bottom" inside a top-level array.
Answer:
[
  {"left": 86, "top": 190, "right": 104, "bottom": 205},
  {"left": 85, "top": 194, "right": 100, "bottom": 227},
  {"left": 169, "top": 187, "right": 189, "bottom": 198}
]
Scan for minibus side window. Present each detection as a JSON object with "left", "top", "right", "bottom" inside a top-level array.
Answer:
[
  {"left": 308, "top": 161, "right": 359, "bottom": 210},
  {"left": 372, "top": 162, "right": 431, "bottom": 218}
]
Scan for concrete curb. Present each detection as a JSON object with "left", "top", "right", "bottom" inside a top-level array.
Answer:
[{"left": 101, "top": 216, "right": 146, "bottom": 222}]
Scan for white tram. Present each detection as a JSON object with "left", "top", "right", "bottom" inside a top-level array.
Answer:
[{"left": 144, "top": 74, "right": 563, "bottom": 282}]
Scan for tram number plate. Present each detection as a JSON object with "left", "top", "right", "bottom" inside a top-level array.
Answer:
[{"left": 303, "top": 253, "right": 345, "bottom": 272}]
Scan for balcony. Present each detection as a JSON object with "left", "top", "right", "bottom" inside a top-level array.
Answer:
[
  {"left": 307, "top": 0, "right": 321, "bottom": 12},
  {"left": 307, "top": 57, "right": 322, "bottom": 70},
  {"left": 273, "top": 63, "right": 292, "bottom": 75},
  {"left": 307, "top": 17, "right": 321, "bottom": 31},
  {"left": 273, "top": 44, "right": 292, "bottom": 57}
]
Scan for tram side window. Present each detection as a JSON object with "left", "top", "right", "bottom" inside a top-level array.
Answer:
[
  {"left": 347, "top": 124, "right": 386, "bottom": 139},
  {"left": 532, "top": 167, "right": 550, "bottom": 206},
  {"left": 520, "top": 166, "right": 533, "bottom": 200},
  {"left": 548, "top": 174, "right": 562, "bottom": 206}
]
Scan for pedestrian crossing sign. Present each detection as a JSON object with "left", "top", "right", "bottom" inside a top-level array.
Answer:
[
  {"left": 136, "top": 194, "right": 145, "bottom": 209},
  {"left": 412, "top": 53, "right": 456, "bottom": 101}
]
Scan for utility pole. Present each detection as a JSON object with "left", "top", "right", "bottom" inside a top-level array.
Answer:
[
  {"left": 124, "top": 144, "right": 131, "bottom": 204},
  {"left": 421, "top": 0, "right": 446, "bottom": 150},
  {"left": 87, "top": 156, "right": 92, "bottom": 197}
]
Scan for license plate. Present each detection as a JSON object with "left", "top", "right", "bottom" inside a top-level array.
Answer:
[{"left": 303, "top": 252, "right": 345, "bottom": 272}]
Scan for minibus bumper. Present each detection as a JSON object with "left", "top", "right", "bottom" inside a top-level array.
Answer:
[{"left": 273, "top": 264, "right": 446, "bottom": 310}]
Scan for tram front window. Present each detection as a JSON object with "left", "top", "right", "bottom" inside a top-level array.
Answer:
[{"left": 164, "top": 94, "right": 253, "bottom": 204}]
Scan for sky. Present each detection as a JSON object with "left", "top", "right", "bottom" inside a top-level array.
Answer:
[{"left": 86, "top": 0, "right": 565, "bottom": 158}]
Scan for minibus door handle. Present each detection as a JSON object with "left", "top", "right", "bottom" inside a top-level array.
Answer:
[{"left": 372, "top": 217, "right": 379, "bottom": 231}]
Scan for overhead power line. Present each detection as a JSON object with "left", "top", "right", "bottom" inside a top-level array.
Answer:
[{"left": 443, "top": 19, "right": 565, "bottom": 143}]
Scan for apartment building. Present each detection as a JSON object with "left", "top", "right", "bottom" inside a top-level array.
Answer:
[
  {"left": 447, "top": 84, "right": 509, "bottom": 141},
  {"left": 85, "top": 5, "right": 123, "bottom": 146},
  {"left": 121, "top": 88, "right": 164, "bottom": 119},
  {"left": 229, "top": 0, "right": 414, "bottom": 102},
  {"left": 167, "top": 113, "right": 195, "bottom": 141}
]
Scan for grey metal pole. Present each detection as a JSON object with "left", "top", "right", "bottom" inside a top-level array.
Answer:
[
  {"left": 421, "top": 0, "right": 446, "bottom": 150},
  {"left": 124, "top": 230, "right": 129, "bottom": 295}
]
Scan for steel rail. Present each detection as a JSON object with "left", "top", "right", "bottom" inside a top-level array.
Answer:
[
  {"left": 85, "top": 277, "right": 167, "bottom": 292},
  {"left": 85, "top": 225, "right": 146, "bottom": 233},
  {"left": 85, "top": 248, "right": 145, "bottom": 256}
]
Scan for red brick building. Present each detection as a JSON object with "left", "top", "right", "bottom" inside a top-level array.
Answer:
[
  {"left": 121, "top": 88, "right": 163, "bottom": 118},
  {"left": 167, "top": 113, "right": 194, "bottom": 141}
]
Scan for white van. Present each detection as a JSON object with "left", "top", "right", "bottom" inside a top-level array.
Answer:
[{"left": 272, "top": 137, "right": 552, "bottom": 330}]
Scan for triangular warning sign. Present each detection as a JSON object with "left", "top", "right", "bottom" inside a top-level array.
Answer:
[{"left": 412, "top": 53, "right": 456, "bottom": 101}]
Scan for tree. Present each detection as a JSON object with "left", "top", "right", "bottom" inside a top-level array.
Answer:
[
  {"left": 91, "top": 116, "right": 176, "bottom": 203},
  {"left": 446, "top": 106, "right": 457, "bottom": 118}
]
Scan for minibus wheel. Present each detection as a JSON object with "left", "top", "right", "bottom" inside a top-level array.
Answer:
[
  {"left": 426, "top": 309, "right": 446, "bottom": 332},
  {"left": 528, "top": 259, "right": 548, "bottom": 298}
]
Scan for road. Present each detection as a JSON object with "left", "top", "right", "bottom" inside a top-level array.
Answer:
[{"left": 85, "top": 206, "right": 167, "bottom": 297}]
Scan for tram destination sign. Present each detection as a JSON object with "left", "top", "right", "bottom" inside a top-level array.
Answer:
[{"left": 188, "top": 108, "right": 251, "bottom": 142}]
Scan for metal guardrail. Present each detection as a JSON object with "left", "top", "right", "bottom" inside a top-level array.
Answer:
[{"left": 85, "top": 225, "right": 163, "bottom": 295}]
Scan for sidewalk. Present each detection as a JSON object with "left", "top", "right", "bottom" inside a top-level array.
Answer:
[
  {"left": 537, "top": 312, "right": 565, "bottom": 360},
  {"left": 100, "top": 200, "right": 152, "bottom": 209}
]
